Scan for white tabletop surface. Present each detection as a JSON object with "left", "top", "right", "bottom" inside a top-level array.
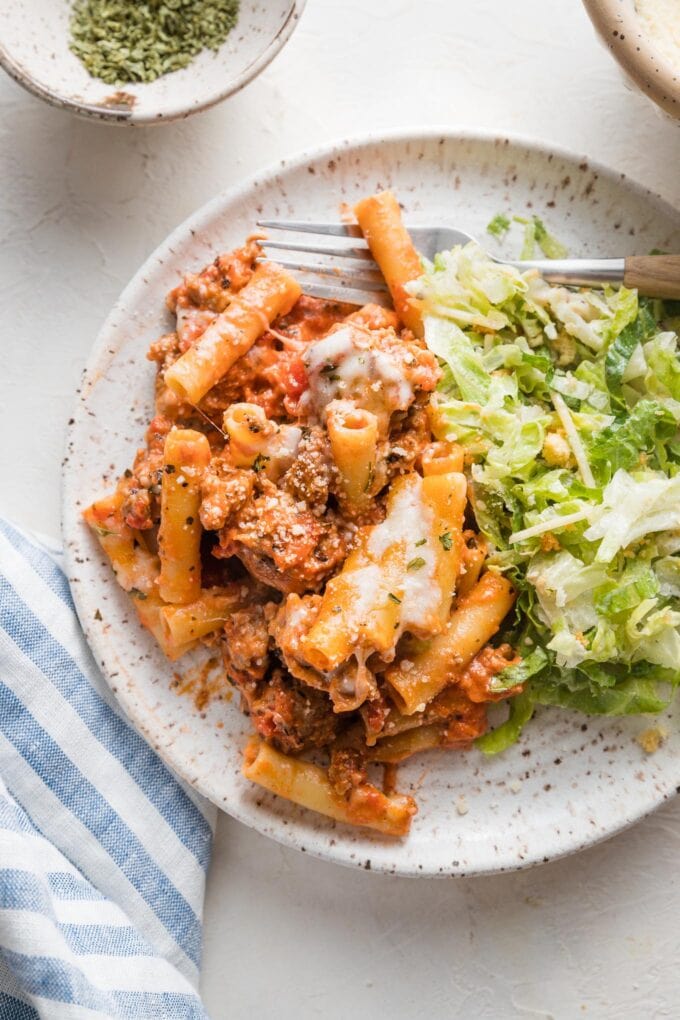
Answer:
[{"left": 2, "top": 0, "right": 680, "bottom": 1016}]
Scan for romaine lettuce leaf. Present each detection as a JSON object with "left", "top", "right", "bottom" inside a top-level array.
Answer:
[
  {"left": 476, "top": 690, "right": 535, "bottom": 754},
  {"left": 587, "top": 400, "right": 676, "bottom": 482},
  {"left": 605, "top": 300, "right": 657, "bottom": 400},
  {"left": 488, "top": 647, "right": 549, "bottom": 693},
  {"left": 644, "top": 332, "right": 680, "bottom": 401},
  {"left": 423, "top": 317, "right": 490, "bottom": 404},
  {"left": 520, "top": 220, "right": 537, "bottom": 260},
  {"left": 585, "top": 469, "right": 680, "bottom": 562},
  {"left": 421, "top": 241, "right": 680, "bottom": 742},
  {"left": 534, "top": 660, "right": 678, "bottom": 715},
  {"left": 412, "top": 243, "right": 528, "bottom": 332},
  {"left": 532, "top": 217, "right": 568, "bottom": 260},
  {"left": 595, "top": 565, "right": 659, "bottom": 617}
]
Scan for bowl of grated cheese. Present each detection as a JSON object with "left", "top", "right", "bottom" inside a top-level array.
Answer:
[
  {"left": 0, "top": 0, "right": 306, "bottom": 125},
  {"left": 583, "top": 0, "right": 680, "bottom": 120}
]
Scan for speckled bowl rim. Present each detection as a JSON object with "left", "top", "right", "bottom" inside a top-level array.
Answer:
[
  {"left": 582, "top": 0, "right": 680, "bottom": 120},
  {"left": 0, "top": 1, "right": 306, "bottom": 125},
  {"left": 63, "top": 127, "right": 680, "bottom": 876}
]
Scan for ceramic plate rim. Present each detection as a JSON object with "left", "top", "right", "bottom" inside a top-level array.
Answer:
[{"left": 63, "top": 127, "right": 680, "bottom": 876}]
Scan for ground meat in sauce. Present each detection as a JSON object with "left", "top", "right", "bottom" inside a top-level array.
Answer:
[
  {"left": 328, "top": 747, "right": 368, "bottom": 797},
  {"left": 166, "top": 240, "right": 260, "bottom": 316},
  {"left": 148, "top": 332, "right": 181, "bottom": 374},
  {"left": 361, "top": 689, "right": 392, "bottom": 736},
  {"left": 216, "top": 478, "right": 348, "bottom": 592},
  {"left": 371, "top": 685, "right": 488, "bottom": 747},
  {"left": 274, "top": 294, "right": 352, "bottom": 346},
  {"left": 442, "top": 707, "right": 488, "bottom": 745},
  {"left": 146, "top": 335, "right": 188, "bottom": 421},
  {"left": 280, "top": 425, "right": 334, "bottom": 514},
  {"left": 387, "top": 403, "right": 433, "bottom": 475},
  {"left": 198, "top": 335, "right": 299, "bottom": 422},
  {"left": 118, "top": 414, "right": 172, "bottom": 530},
  {"left": 423, "top": 686, "right": 489, "bottom": 744},
  {"left": 345, "top": 303, "right": 400, "bottom": 332},
  {"left": 456, "top": 644, "right": 522, "bottom": 703},
  {"left": 222, "top": 603, "right": 273, "bottom": 690},
  {"left": 200, "top": 457, "right": 254, "bottom": 531},
  {"left": 247, "top": 668, "right": 339, "bottom": 754},
  {"left": 387, "top": 332, "right": 440, "bottom": 395}
]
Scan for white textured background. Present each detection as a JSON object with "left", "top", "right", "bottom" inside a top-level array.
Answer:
[{"left": 2, "top": 1, "right": 680, "bottom": 1016}]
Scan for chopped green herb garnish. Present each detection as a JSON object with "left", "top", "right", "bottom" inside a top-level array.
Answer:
[
  {"left": 487, "top": 213, "right": 511, "bottom": 238},
  {"left": 252, "top": 454, "right": 270, "bottom": 473},
  {"left": 438, "top": 532, "right": 453, "bottom": 551},
  {"left": 415, "top": 538, "right": 427, "bottom": 547},
  {"left": 406, "top": 557, "right": 426, "bottom": 571},
  {"left": 94, "top": 525, "right": 116, "bottom": 538},
  {"left": 387, "top": 592, "right": 402, "bottom": 604}
]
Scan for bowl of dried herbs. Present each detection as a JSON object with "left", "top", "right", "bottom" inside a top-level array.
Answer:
[{"left": 0, "top": 0, "right": 306, "bottom": 124}]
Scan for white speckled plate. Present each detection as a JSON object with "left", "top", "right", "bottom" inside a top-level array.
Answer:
[
  {"left": 0, "top": 0, "right": 305, "bottom": 124},
  {"left": 63, "top": 130, "right": 680, "bottom": 876}
]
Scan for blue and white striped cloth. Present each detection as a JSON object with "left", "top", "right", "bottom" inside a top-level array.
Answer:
[{"left": 0, "top": 520, "right": 215, "bottom": 1018}]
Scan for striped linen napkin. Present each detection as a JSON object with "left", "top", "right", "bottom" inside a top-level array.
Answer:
[{"left": 0, "top": 519, "right": 215, "bottom": 1019}]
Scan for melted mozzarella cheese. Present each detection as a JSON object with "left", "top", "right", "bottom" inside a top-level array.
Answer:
[
  {"left": 367, "top": 475, "right": 440, "bottom": 634},
  {"left": 345, "top": 562, "right": 384, "bottom": 634},
  {"left": 303, "top": 325, "right": 414, "bottom": 423}
]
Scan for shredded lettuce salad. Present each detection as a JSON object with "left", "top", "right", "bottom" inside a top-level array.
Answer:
[{"left": 409, "top": 241, "right": 680, "bottom": 752}]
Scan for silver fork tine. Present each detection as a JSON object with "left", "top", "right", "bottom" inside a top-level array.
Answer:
[
  {"left": 258, "top": 256, "right": 386, "bottom": 291},
  {"left": 299, "top": 278, "right": 391, "bottom": 307},
  {"left": 261, "top": 238, "right": 374, "bottom": 261},
  {"left": 257, "top": 219, "right": 363, "bottom": 238},
  {"left": 257, "top": 219, "right": 394, "bottom": 306}
]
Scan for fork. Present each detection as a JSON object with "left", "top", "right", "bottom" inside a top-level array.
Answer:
[{"left": 257, "top": 220, "right": 680, "bottom": 305}]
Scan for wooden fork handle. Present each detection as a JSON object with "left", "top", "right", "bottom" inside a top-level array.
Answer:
[{"left": 624, "top": 255, "right": 680, "bottom": 299}]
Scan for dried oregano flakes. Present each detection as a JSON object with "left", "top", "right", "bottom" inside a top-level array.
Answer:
[{"left": 69, "top": 0, "right": 241, "bottom": 85}]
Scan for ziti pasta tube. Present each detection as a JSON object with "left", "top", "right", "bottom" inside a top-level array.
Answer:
[
  {"left": 326, "top": 400, "right": 379, "bottom": 510},
  {"left": 158, "top": 428, "right": 211, "bottom": 605},
  {"left": 354, "top": 190, "right": 423, "bottom": 336},
  {"left": 165, "top": 262, "right": 301, "bottom": 403},
  {"left": 82, "top": 493, "right": 195, "bottom": 659},
  {"left": 83, "top": 492, "right": 158, "bottom": 594},
  {"left": 421, "top": 470, "right": 467, "bottom": 632},
  {"left": 223, "top": 402, "right": 274, "bottom": 468},
  {"left": 243, "top": 737, "right": 416, "bottom": 837},
  {"left": 386, "top": 571, "right": 516, "bottom": 714},
  {"left": 421, "top": 441, "right": 465, "bottom": 476},
  {"left": 160, "top": 586, "right": 242, "bottom": 648}
]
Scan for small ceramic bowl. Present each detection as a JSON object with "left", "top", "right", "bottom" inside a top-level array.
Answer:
[
  {"left": 0, "top": 0, "right": 306, "bottom": 125},
  {"left": 582, "top": 0, "right": 680, "bottom": 119}
]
